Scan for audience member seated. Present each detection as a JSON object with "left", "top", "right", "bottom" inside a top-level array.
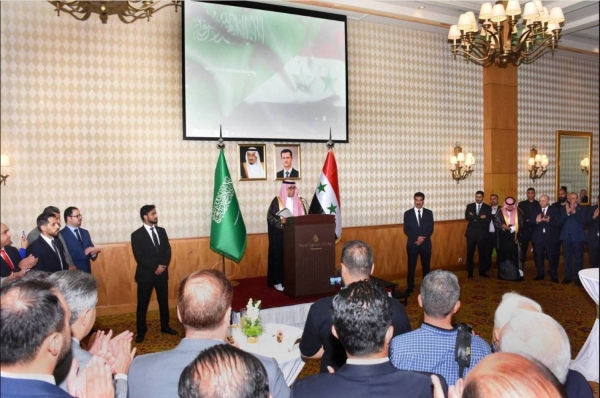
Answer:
[
  {"left": 459, "top": 352, "right": 567, "bottom": 398},
  {"left": 389, "top": 270, "right": 490, "bottom": 385},
  {"left": 292, "top": 280, "right": 434, "bottom": 398},
  {"left": 492, "top": 291, "right": 542, "bottom": 352},
  {"left": 300, "top": 240, "right": 411, "bottom": 372},
  {"left": 128, "top": 269, "right": 288, "bottom": 398},
  {"left": 499, "top": 309, "right": 593, "bottom": 398},
  {"left": 178, "top": 343, "right": 270, "bottom": 398},
  {"left": 50, "top": 270, "right": 135, "bottom": 398}
]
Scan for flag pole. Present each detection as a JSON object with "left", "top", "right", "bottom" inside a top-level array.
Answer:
[
  {"left": 215, "top": 126, "right": 239, "bottom": 287},
  {"left": 327, "top": 127, "right": 334, "bottom": 150}
]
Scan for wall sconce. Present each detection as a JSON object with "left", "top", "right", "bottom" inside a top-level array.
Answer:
[
  {"left": 581, "top": 157, "right": 590, "bottom": 174},
  {"left": 449, "top": 144, "right": 474, "bottom": 183},
  {"left": 528, "top": 146, "right": 549, "bottom": 180},
  {"left": 0, "top": 154, "right": 10, "bottom": 185}
]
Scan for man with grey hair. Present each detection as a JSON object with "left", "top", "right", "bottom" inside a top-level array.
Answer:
[
  {"left": 300, "top": 240, "right": 411, "bottom": 373},
  {"left": 389, "top": 270, "right": 490, "bottom": 385},
  {"left": 499, "top": 309, "right": 593, "bottom": 398},
  {"left": 492, "top": 291, "right": 542, "bottom": 352},
  {"left": 529, "top": 194, "right": 561, "bottom": 282},
  {"left": 50, "top": 270, "right": 134, "bottom": 398}
]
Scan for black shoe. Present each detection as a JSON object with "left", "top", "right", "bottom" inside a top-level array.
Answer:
[
  {"left": 394, "top": 290, "right": 411, "bottom": 299},
  {"left": 480, "top": 273, "right": 489, "bottom": 278},
  {"left": 534, "top": 275, "right": 544, "bottom": 281},
  {"left": 574, "top": 280, "right": 582, "bottom": 287},
  {"left": 468, "top": 273, "right": 473, "bottom": 279},
  {"left": 561, "top": 278, "right": 572, "bottom": 285},
  {"left": 402, "top": 288, "right": 414, "bottom": 295},
  {"left": 551, "top": 277, "right": 559, "bottom": 284},
  {"left": 135, "top": 334, "right": 145, "bottom": 343},
  {"left": 161, "top": 327, "right": 178, "bottom": 335}
]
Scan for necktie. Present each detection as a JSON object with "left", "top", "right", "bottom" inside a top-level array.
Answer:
[
  {"left": 75, "top": 229, "right": 83, "bottom": 246},
  {"left": 1, "top": 249, "right": 15, "bottom": 271},
  {"left": 418, "top": 210, "right": 422, "bottom": 226},
  {"left": 151, "top": 227, "right": 160, "bottom": 252},
  {"left": 51, "top": 239, "right": 65, "bottom": 270},
  {"left": 285, "top": 171, "right": 290, "bottom": 178},
  {"left": 476, "top": 204, "right": 480, "bottom": 215},
  {"left": 542, "top": 208, "right": 546, "bottom": 217}
]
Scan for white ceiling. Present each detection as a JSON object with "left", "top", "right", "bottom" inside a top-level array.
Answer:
[{"left": 269, "top": 0, "right": 599, "bottom": 61}]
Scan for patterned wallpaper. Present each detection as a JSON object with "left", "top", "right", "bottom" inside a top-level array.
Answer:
[
  {"left": 2, "top": 2, "right": 597, "bottom": 245},
  {"left": 518, "top": 56, "right": 599, "bottom": 202}
]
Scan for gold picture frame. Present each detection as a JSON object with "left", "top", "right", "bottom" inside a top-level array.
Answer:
[
  {"left": 238, "top": 144, "right": 267, "bottom": 181},
  {"left": 274, "top": 144, "right": 301, "bottom": 180}
]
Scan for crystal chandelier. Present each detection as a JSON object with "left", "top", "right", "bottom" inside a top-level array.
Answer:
[
  {"left": 49, "top": 1, "right": 181, "bottom": 24},
  {"left": 448, "top": 1, "right": 565, "bottom": 67}
]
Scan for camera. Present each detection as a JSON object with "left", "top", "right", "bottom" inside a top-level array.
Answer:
[{"left": 329, "top": 276, "right": 342, "bottom": 286}]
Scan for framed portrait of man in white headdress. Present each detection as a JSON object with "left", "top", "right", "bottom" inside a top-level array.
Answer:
[
  {"left": 239, "top": 144, "right": 267, "bottom": 181},
  {"left": 274, "top": 144, "right": 301, "bottom": 180}
]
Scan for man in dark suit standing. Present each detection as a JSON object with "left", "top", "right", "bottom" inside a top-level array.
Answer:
[
  {"left": 26, "top": 213, "right": 70, "bottom": 273},
  {"left": 484, "top": 194, "right": 500, "bottom": 271},
  {"left": 518, "top": 187, "right": 540, "bottom": 269},
  {"left": 403, "top": 192, "right": 434, "bottom": 294},
  {"left": 60, "top": 207, "right": 101, "bottom": 273},
  {"left": 275, "top": 149, "right": 299, "bottom": 178},
  {"left": 529, "top": 195, "right": 561, "bottom": 282},
  {"left": 292, "top": 280, "right": 433, "bottom": 398},
  {"left": 585, "top": 195, "right": 599, "bottom": 268},
  {"left": 1, "top": 222, "right": 37, "bottom": 286},
  {"left": 464, "top": 190, "right": 492, "bottom": 278},
  {"left": 560, "top": 193, "right": 586, "bottom": 286},
  {"left": 130, "top": 204, "right": 176, "bottom": 343}
]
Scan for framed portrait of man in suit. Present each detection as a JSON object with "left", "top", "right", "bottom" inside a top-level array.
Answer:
[
  {"left": 238, "top": 144, "right": 267, "bottom": 181},
  {"left": 274, "top": 144, "right": 301, "bottom": 180}
]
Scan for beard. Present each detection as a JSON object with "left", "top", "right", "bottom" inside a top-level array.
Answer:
[{"left": 559, "top": 197, "right": 567, "bottom": 203}]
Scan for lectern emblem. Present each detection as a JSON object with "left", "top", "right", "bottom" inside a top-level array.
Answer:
[{"left": 313, "top": 234, "right": 319, "bottom": 243}]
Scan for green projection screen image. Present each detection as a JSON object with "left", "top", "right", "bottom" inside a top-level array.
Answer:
[{"left": 183, "top": 1, "right": 348, "bottom": 142}]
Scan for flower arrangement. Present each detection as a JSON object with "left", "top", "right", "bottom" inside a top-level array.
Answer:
[{"left": 241, "top": 298, "right": 263, "bottom": 340}]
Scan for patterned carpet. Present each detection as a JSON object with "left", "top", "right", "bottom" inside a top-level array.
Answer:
[{"left": 94, "top": 264, "right": 598, "bottom": 396}]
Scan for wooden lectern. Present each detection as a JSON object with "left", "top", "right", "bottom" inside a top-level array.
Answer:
[{"left": 283, "top": 214, "right": 336, "bottom": 298}]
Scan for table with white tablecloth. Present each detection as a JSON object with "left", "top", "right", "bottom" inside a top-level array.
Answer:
[
  {"left": 570, "top": 268, "right": 599, "bottom": 382},
  {"left": 230, "top": 323, "right": 304, "bottom": 386}
]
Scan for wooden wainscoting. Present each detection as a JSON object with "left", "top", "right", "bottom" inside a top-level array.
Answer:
[{"left": 92, "top": 219, "right": 469, "bottom": 316}]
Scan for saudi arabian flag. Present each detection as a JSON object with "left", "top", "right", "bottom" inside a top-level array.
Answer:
[
  {"left": 210, "top": 149, "right": 247, "bottom": 262},
  {"left": 309, "top": 150, "right": 342, "bottom": 239}
]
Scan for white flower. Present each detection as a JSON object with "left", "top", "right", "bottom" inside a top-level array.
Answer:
[{"left": 246, "top": 298, "right": 261, "bottom": 324}]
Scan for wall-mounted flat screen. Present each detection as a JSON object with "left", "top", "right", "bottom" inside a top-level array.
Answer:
[{"left": 183, "top": 1, "right": 348, "bottom": 142}]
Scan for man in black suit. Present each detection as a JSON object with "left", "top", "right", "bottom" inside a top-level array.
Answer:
[
  {"left": 26, "top": 212, "right": 70, "bottom": 273},
  {"left": 275, "top": 149, "right": 299, "bottom": 178},
  {"left": 484, "top": 194, "right": 500, "bottom": 271},
  {"left": 585, "top": 195, "right": 599, "bottom": 268},
  {"left": 1, "top": 222, "right": 37, "bottom": 286},
  {"left": 465, "top": 190, "right": 492, "bottom": 278},
  {"left": 529, "top": 195, "right": 561, "bottom": 282},
  {"left": 291, "top": 280, "right": 434, "bottom": 398},
  {"left": 131, "top": 204, "right": 176, "bottom": 343},
  {"left": 518, "top": 187, "right": 540, "bottom": 268},
  {"left": 403, "top": 192, "right": 434, "bottom": 294}
]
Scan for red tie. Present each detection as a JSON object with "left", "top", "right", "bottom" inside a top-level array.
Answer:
[{"left": 1, "top": 248, "right": 16, "bottom": 271}]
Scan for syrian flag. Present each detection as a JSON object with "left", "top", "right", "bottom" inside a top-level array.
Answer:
[{"left": 309, "top": 150, "right": 342, "bottom": 239}]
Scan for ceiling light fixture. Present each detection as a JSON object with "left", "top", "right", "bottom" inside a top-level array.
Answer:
[{"left": 447, "top": 1, "right": 564, "bottom": 67}]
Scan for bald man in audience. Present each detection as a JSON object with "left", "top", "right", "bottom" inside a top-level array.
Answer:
[
  {"left": 128, "top": 269, "right": 288, "bottom": 398},
  {"left": 499, "top": 309, "right": 593, "bottom": 398},
  {"left": 178, "top": 344, "right": 270, "bottom": 398}
]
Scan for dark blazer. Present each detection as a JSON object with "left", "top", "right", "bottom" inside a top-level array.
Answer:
[
  {"left": 1, "top": 245, "right": 22, "bottom": 277},
  {"left": 276, "top": 168, "right": 299, "bottom": 178},
  {"left": 403, "top": 208, "right": 434, "bottom": 244},
  {"left": 130, "top": 225, "right": 171, "bottom": 282},
  {"left": 60, "top": 227, "right": 95, "bottom": 273},
  {"left": 26, "top": 235, "right": 68, "bottom": 273},
  {"left": 0, "top": 376, "right": 72, "bottom": 397},
  {"left": 528, "top": 206, "right": 561, "bottom": 243},
  {"left": 559, "top": 205, "right": 586, "bottom": 242},
  {"left": 518, "top": 199, "right": 540, "bottom": 239},
  {"left": 585, "top": 204, "right": 599, "bottom": 244},
  {"left": 464, "top": 202, "right": 492, "bottom": 239},
  {"left": 290, "top": 362, "right": 433, "bottom": 398}
]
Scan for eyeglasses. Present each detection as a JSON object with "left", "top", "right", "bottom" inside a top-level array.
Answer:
[{"left": 69, "top": 214, "right": 82, "bottom": 219}]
